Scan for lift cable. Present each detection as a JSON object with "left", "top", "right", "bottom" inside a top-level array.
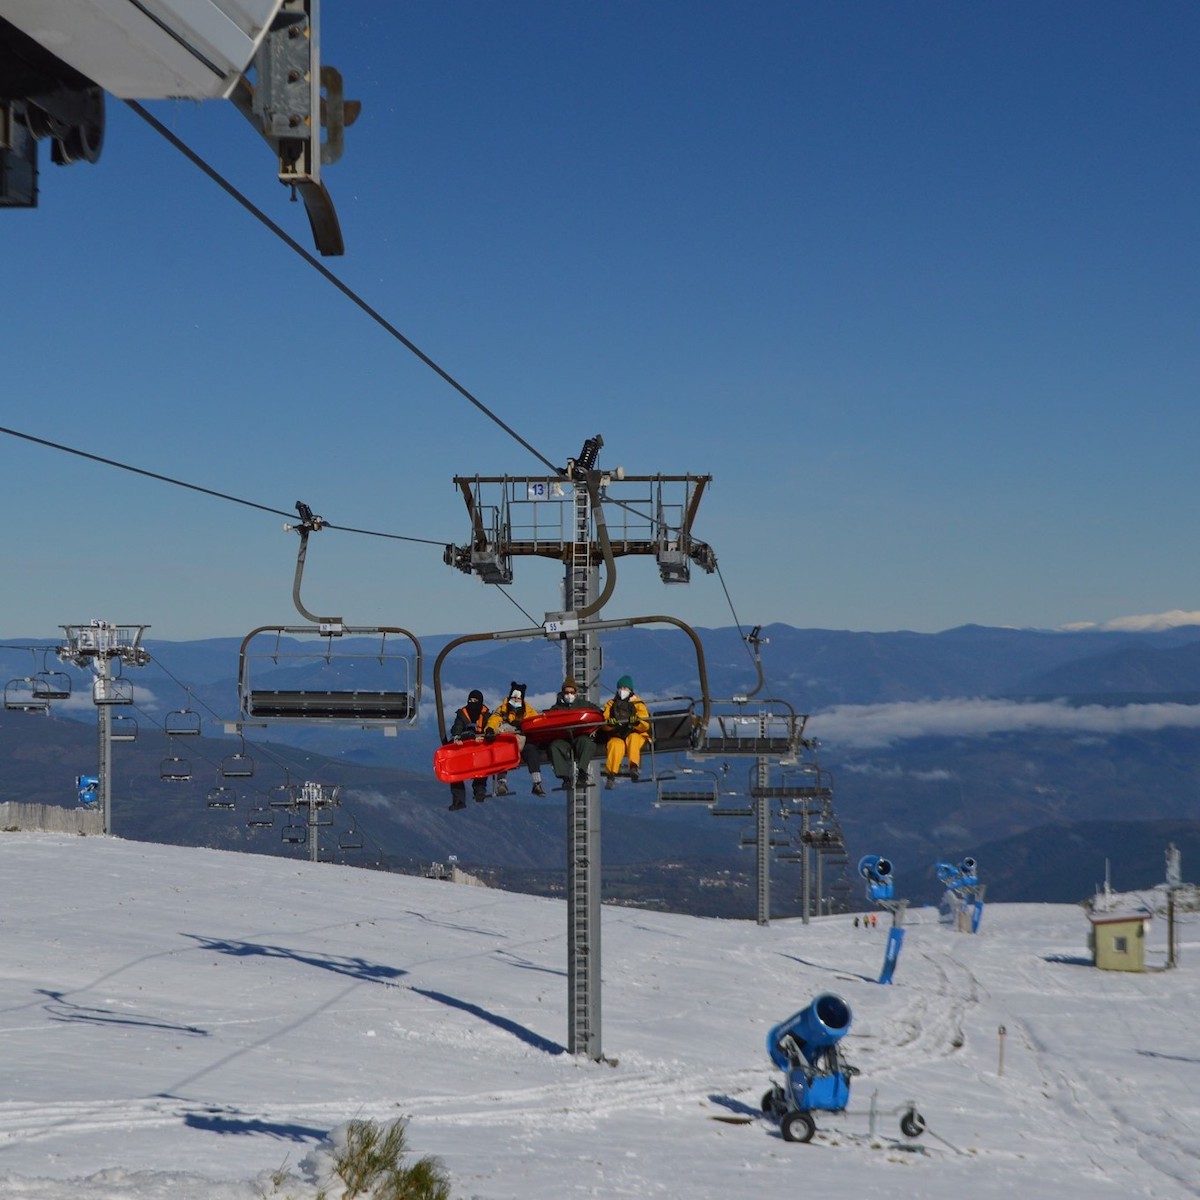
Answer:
[
  {"left": 126, "top": 100, "right": 563, "bottom": 479},
  {"left": 0, "top": 424, "right": 445, "bottom": 547},
  {"left": 0, "top": 429, "right": 754, "bottom": 671}
]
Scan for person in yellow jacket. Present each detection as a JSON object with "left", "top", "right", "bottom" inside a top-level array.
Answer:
[
  {"left": 484, "top": 681, "right": 546, "bottom": 796},
  {"left": 602, "top": 674, "right": 651, "bottom": 788}
]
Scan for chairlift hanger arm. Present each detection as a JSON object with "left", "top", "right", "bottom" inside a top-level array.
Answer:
[
  {"left": 573, "top": 473, "right": 617, "bottom": 620},
  {"left": 741, "top": 624, "right": 767, "bottom": 700},
  {"left": 284, "top": 501, "right": 342, "bottom": 627}
]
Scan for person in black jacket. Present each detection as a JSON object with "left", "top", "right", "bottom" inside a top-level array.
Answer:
[{"left": 446, "top": 689, "right": 489, "bottom": 811}]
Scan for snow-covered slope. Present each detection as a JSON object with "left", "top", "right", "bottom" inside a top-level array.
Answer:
[{"left": 0, "top": 834, "right": 1196, "bottom": 1198}]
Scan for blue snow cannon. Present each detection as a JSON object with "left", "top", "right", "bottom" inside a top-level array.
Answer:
[
  {"left": 935, "top": 860, "right": 961, "bottom": 887},
  {"left": 761, "top": 993, "right": 857, "bottom": 1142},
  {"left": 858, "top": 854, "right": 894, "bottom": 902}
]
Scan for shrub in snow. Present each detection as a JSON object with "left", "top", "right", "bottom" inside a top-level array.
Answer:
[{"left": 297, "top": 1118, "right": 451, "bottom": 1200}]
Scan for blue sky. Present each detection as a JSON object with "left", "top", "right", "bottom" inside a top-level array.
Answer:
[{"left": 2, "top": 1, "right": 1197, "bottom": 641}]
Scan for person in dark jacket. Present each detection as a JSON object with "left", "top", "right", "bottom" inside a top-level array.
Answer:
[
  {"left": 547, "top": 675, "right": 599, "bottom": 789},
  {"left": 445, "top": 689, "right": 490, "bottom": 811},
  {"left": 485, "top": 681, "right": 546, "bottom": 796}
]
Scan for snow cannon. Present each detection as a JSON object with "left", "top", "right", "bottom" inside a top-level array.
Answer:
[
  {"left": 762, "top": 994, "right": 857, "bottom": 1142},
  {"left": 858, "top": 853, "right": 894, "bottom": 901},
  {"left": 766, "top": 992, "right": 851, "bottom": 1070},
  {"left": 935, "top": 860, "right": 961, "bottom": 887}
]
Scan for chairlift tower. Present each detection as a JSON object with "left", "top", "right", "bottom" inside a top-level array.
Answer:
[
  {"left": 57, "top": 621, "right": 150, "bottom": 835},
  {"left": 445, "top": 436, "right": 714, "bottom": 1061},
  {"left": 291, "top": 779, "right": 341, "bottom": 863}
]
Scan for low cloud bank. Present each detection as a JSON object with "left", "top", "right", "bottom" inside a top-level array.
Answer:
[
  {"left": 1060, "top": 609, "right": 1200, "bottom": 632},
  {"left": 809, "top": 697, "right": 1200, "bottom": 750}
]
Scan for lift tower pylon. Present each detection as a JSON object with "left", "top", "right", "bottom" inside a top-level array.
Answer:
[
  {"left": 57, "top": 621, "right": 150, "bottom": 835},
  {"left": 444, "top": 437, "right": 715, "bottom": 1061}
]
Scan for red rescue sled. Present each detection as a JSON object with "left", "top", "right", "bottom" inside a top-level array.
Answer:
[
  {"left": 519, "top": 707, "right": 606, "bottom": 745},
  {"left": 434, "top": 734, "right": 522, "bottom": 783}
]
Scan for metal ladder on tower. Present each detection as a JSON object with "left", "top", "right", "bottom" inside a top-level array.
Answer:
[{"left": 566, "top": 477, "right": 600, "bottom": 1057}]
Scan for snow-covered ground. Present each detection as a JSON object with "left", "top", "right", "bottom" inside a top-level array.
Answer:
[{"left": 0, "top": 834, "right": 1196, "bottom": 1199}]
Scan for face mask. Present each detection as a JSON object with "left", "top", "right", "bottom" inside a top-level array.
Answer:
[
  {"left": 617, "top": 688, "right": 630, "bottom": 700},
  {"left": 563, "top": 690, "right": 576, "bottom": 700}
]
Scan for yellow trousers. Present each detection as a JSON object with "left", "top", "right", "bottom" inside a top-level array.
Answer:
[{"left": 605, "top": 731, "right": 648, "bottom": 774}]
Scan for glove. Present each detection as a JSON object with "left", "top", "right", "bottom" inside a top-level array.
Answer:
[
  {"left": 453, "top": 736, "right": 463, "bottom": 744},
  {"left": 614, "top": 722, "right": 631, "bottom": 736},
  {"left": 483, "top": 727, "right": 496, "bottom": 742}
]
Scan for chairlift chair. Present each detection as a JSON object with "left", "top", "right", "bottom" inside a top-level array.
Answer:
[
  {"left": 220, "top": 735, "right": 255, "bottom": 778},
  {"left": 110, "top": 714, "right": 138, "bottom": 742},
  {"left": 238, "top": 625, "right": 421, "bottom": 730},
  {"left": 206, "top": 784, "right": 237, "bottom": 810},
  {"left": 691, "top": 698, "right": 809, "bottom": 761},
  {"left": 92, "top": 676, "right": 134, "bottom": 705},
  {"left": 654, "top": 766, "right": 720, "bottom": 807},
  {"left": 164, "top": 707, "right": 202, "bottom": 736},
  {"left": 34, "top": 667, "right": 72, "bottom": 700},
  {"left": 238, "top": 511, "right": 423, "bottom": 731},
  {"left": 268, "top": 781, "right": 298, "bottom": 808},
  {"left": 281, "top": 819, "right": 307, "bottom": 845},
  {"left": 160, "top": 737, "right": 191, "bottom": 782},
  {"left": 247, "top": 806, "right": 274, "bottom": 829},
  {"left": 338, "top": 822, "right": 364, "bottom": 851},
  {"left": 4, "top": 677, "right": 51, "bottom": 713}
]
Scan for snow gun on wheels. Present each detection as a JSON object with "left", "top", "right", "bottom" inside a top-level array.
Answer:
[
  {"left": 761, "top": 993, "right": 926, "bottom": 1144},
  {"left": 761, "top": 993, "right": 857, "bottom": 1143}
]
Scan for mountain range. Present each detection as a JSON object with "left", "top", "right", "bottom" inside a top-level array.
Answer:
[{"left": 3, "top": 621, "right": 1199, "bottom": 911}]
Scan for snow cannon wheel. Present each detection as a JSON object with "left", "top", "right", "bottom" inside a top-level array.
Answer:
[
  {"left": 780, "top": 1111, "right": 817, "bottom": 1143},
  {"left": 900, "top": 1109, "right": 926, "bottom": 1139}
]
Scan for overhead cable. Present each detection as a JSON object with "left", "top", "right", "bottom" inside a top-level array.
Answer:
[{"left": 125, "top": 100, "right": 563, "bottom": 478}]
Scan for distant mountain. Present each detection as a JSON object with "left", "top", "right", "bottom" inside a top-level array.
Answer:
[{"left": 956, "top": 819, "right": 1200, "bottom": 905}]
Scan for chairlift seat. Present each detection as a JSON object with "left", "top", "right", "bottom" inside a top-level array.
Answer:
[
  {"left": 92, "top": 678, "right": 134, "bottom": 705},
  {"left": 165, "top": 709, "right": 202, "bottom": 736},
  {"left": 110, "top": 715, "right": 138, "bottom": 742},
  {"left": 656, "top": 788, "right": 718, "bottom": 805},
  {"left": 696, "top": 736, "right": 796, "bottom": 756},
  {"left": 649, "top": 705, "right": 697, "bottom": 752},
  {"left": 246, "top": 689, "right": 414, "bottom": 721},
  {"left": 220, "top": 753, "right": 255, "bottom": 778},
  {"left": 520, "top": 707, "right": 605, "bottom": 745},
  {"left": 160, "top": 757, "right": 191, "bottom": 782},
  {"left": 206, "top": 788, "right": 237, "bottom": 809},
  {"left": 434, "top": 733, "right": 521, "bottom": 783},
  {"left": 4, "top": 679, "right": 50, "bottom": 713},
  {"left": 268, "top": 786, "right": 298, "bottom": 808},
  {"left": 35, "top": 671, "right": 72, "bottom": 700}
]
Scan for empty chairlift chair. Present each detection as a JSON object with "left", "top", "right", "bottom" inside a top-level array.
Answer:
[
  {"left": 164, "top": 707, "right": 202, "bottom": 737},
  {"left": 4, "top": 677, "right": 51, "bottom": 713},
  {"left": 160, "top": 737, "right": 191, "bottom": 782},
  {"left": 220, "top": 736, "right": 255, "bottom": 779},
  {"left": 238, "top": 625, "right": 421, "bottom": 732}
]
